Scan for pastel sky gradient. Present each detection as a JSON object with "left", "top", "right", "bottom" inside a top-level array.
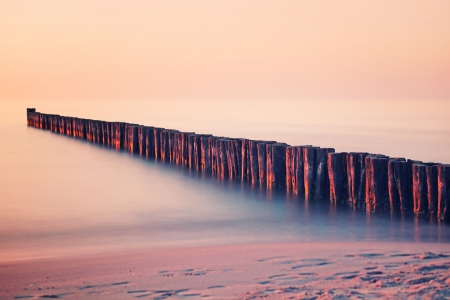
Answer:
[{"left": 1, "top": 0, "right": 449, "bottom": 100}]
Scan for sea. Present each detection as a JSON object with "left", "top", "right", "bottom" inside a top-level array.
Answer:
[{"left": 1, "top": 99, "right": 449, "bottom": 262}]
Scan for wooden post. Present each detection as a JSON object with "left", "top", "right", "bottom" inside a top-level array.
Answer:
[
  {"left": 426, "top": 164, "right": 440, "bottom": 219},
  {"left": 438, "top": 164, "right": 450, "bottom": 222},
  {"left": 201, "top": 135, "right": 213, "bottom": 173},
  {"left": 314, "top": 148, "right": 335, "bottom": 200},
  {"left": 303, "top": 147, "right": 319, "bottom": 201},
  {"left": 328, "top": 152, "right": 348, "bottom": 205},
  {"left": 413, "top": 163, "right": 428, "bottom": 217},
  {"left": 366, "top": 155, "right": 390, "bottom": 214},
  {"left": 388, "top": 158, "right": 413, "bottom": 217},
  {"left": 347, "top": 152, "right": 369, "bottom": 209},
  {"left": 257, "top": 142, "right": 276, "bottom": 187},
  {"left": 27, "top": 108, "right": 36, "bottom": 125}
]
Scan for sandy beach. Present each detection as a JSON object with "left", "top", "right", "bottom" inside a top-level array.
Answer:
[{"left": 1, "top": 242, "right": 450, "bottom": 299}]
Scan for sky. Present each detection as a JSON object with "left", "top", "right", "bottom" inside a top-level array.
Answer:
[{"left": 1, "top": 0, "right": 449, "bottom": 101}]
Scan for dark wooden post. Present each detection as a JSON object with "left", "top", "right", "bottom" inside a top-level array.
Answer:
[
  {"left": 271, "top": 143, "right": 288, "bottom": 189},
  {"left": 366, "top": 155, "right": 390, "bottom": 213},
  {"left": 413, "top": 163, "right": 428, "bottom": 217},
  {"left": 27, "top": 108, "right": 36, "bottom": 125},
  {"left": 328, "top": 152, "right": 348, "bottom": 205},
  {"left": 388, "top": 158, "right": 414, "bottom": 217},
  {"left": 219, "top": 139, "right": 229, "bottom": 179},
  {"left": 258, "top": 142, "right": 276, "bottom": 188},
  {"left": 438, "top": 164, "right": 450, "bottom": 222},
  {"left": 426, "top": 164, "right": 440, "bottom": 219},
  {"left": 226, "top": 139, "right": 238, "bottom": 179},
  {"left": 347, "top": 152, "right": 369, "bottom": 209},
  {"left": 201, "top": 135, "right": 213, "bottom": 173},
  {"left": 303, "top": 147, "right": 319, "bottom": 201},
  {"left": 314, "top": 148, "right": 335, "bottom": 200},
  {"left": 241, "top": 139, "right": 249, "bottom": 182}
]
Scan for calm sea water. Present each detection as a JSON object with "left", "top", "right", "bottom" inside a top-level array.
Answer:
[{"left": 1, "top": 99, "right": 450, "bottom": 262}]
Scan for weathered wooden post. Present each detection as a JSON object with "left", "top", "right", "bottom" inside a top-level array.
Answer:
[
  {"left": 286, "top": 146, "right": 296, "bottom": 193},
  {"left": 152, "top": 128, "right": 163, "bottom": 159},
  {"left": 211, "top": 138, "right": 219, "bottom": 175},
  {"left": 86, "top": 120, "right": 93, "bottom": 142},
  {"left": 138, "top": 126, "right": 147, "bottom": 156},
  {"left": 303, "top": 147, "right": 319, "bottom": 201},
  {"left": 100, "top": 121, "right": 107, "bottom": 144},
  {"left": 192, "top": 134, "right": 202, "bottom": 170},
  {"left": 97, "top": 121, "right": 104, "bottom": 144},
  {"left": 266, "top": 143, "right": 275, "bottom": 188},
  {"left": 314, "top": 148, "right": 335, "bottom": 200},
  {"left": 128, "top": 125, "right": 139, "bottom": 154},
  {"left": 219, "top": 139, "right": 229, "bottom": 179},
  {"left": 388, "top": 158, "right": 413, "bottom": 217},
  {"left": 438, "top": 164, "right": 450, "bottom": 222},
  {"left": 413, "top": 163, "right": 428, "bottom": 217},
  {"left": 258, "top": 141, "right": 276, "bottom": 187},
  {"left": 426, "top": 164, "right": 440, "bottom": 219},
  {"left": 50, "top": 115, "right": 58, "bottom": 133},
  {"left": 187, "top": 133, "right": 196, "bottom": 167},
  {"left": 201, "top": 135, "right": 213, "bottom": 173},
  {"left": 144, "top": 127, "right": 155, "bottom": 158},
  {"left": 241, "top": 139, "right": 249, "bottom": 182},
  {"left": 160, "top": 130, "right": 168, "bottom": 162},
  {"left": 27, "top": 108, "right": 35, "bottom": 125},
  {"left": 231, "top": 139, "right": 243, "bottom": 180},
  {"left": 328, "top": 152, "right": 348, "bottom": 205},
  {"left": 80, "top": 119, "right": 87, "bottom": 139},
  {"left": 72, "top": 118, "right": 77, "bottom": 137},
  {"left": 114, "top": 122, "right": 125, "bottom": 150},
  {"left": 109, "top": 122, "right": 115, "bottom": 147},
  {"left": 59, "top": 117, "right": 65, "bottom": 134},
  {"left": 168, "top": 130, "right": 178, "bottom": 162},
  {"left": 366, "top": 155, "right": 390, "bottom": 214},
  {"left": 347, "top": 152, "right": 369, "bottom": 209},
  {"left": 40, "top": 114, "right": 47, "bottom": 129},
  {"left": 226, "top": 139, "right": 237, "bottom": 179},
  {"left": 247, "top": 140, "right": 260, "bottom": 185},
  {"left": 181, "top": 132, "right": 194, "bottom": 166},
  {"left": 271, "top": 143, "right": 288, "bottom": 189}
]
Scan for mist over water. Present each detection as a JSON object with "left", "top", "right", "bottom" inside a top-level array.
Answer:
[{"left": 1, "top": 99, "right": 450, "bottom": 262}]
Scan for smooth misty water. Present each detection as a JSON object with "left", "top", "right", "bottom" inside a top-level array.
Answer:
[{"left": 1, "top": 99, "right": 450, "bottom": 262}]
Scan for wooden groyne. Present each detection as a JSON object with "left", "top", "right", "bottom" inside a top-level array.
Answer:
[{"left": 26, "top": 108, "right": 450, "bottom": 222}]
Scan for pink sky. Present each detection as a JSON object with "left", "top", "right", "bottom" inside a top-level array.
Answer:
[{"left": 1, "top": 0, "right": 449, "bottom": 100}]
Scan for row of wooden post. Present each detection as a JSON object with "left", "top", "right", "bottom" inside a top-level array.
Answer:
[{"left": 27, "top": 108, "right": 450, "bottom": 222}]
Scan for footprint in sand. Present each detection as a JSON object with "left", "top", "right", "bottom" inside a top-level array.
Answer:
[
  {"left": 13, "top": 293, "right": 76, "bottom": 299},
  {"left": 415, "top": 265, "right": 450, "bottom": 272},
  {"left": 207, "top": 285, "right": 225, "bottom": 289},
  {"left": 324, "top": 271, "right": 360, "bottom": 280},
  {"left": 127, "top": 290, "right": 148, "bottom": 294},
  {"left": 389, "top": 253, "right": 415, "bottom": 257},
  {"left": 367, "top": 271, "right": 383, "bottom": 275},
  {"left": 268, "top": 274, "right": 288, "bottom": 279},
  {"left": 414, "top": 252, "right": 449, "bottom": 259},
  {"left": 256, "top": 256, "right": 287, "bottom": 262},
  {"left": 359, "top": 253, "right": 384, "bottom": 258},
  {"left": 79, "top": 282, "right": 129, "bottom": 290},
  {"left": 406, "top": 276, "right": 436, "bottom": 285}
]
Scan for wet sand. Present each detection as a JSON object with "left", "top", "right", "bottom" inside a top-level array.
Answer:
[{"left": 1, "top": 242, "right": 450, "bottom": 299}]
